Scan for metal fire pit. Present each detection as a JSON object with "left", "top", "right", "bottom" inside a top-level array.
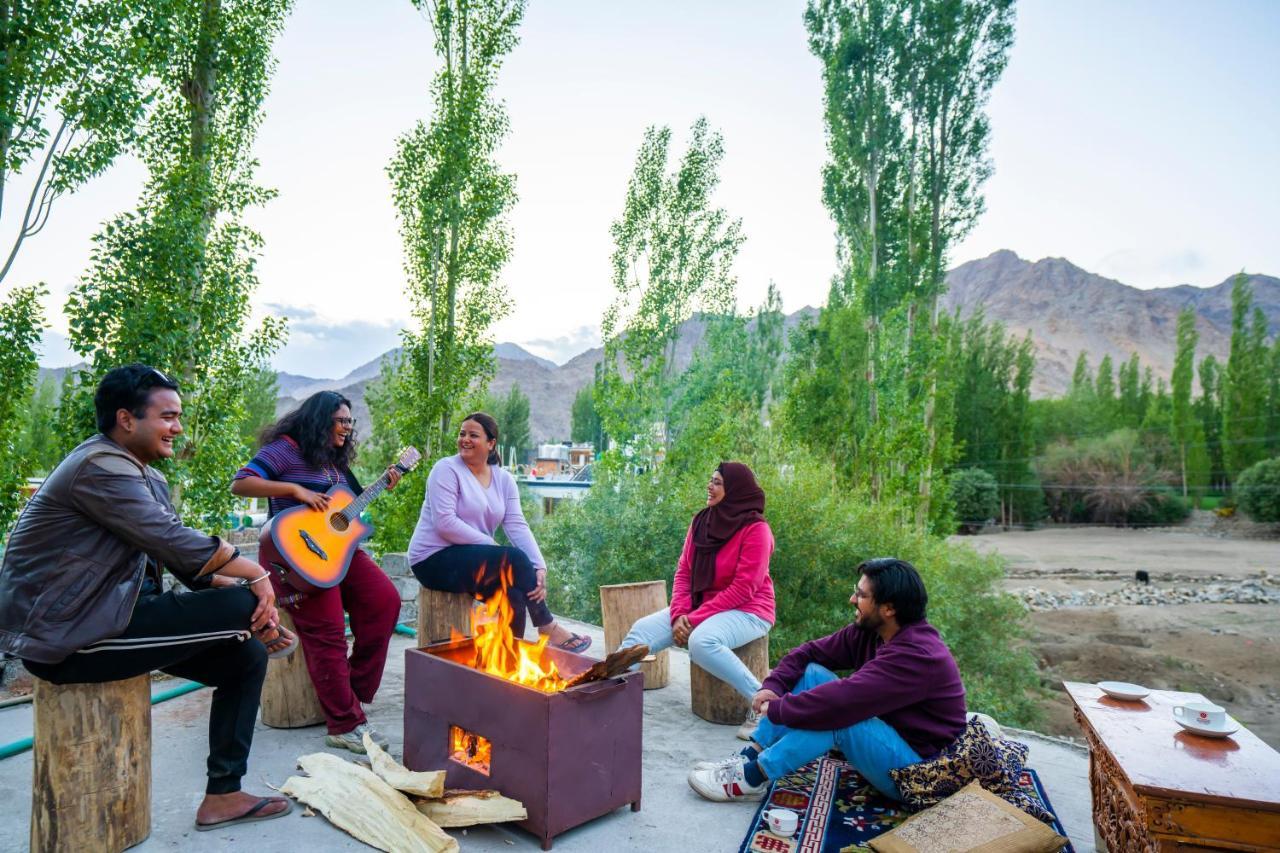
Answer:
[{"left": 403, "top": 639, "right": 644, "bottom": 850}]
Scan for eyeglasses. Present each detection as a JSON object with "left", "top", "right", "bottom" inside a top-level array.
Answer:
[
  {"left": 333, "top": 417, "right": 355, "bottom": 428},
  {"left": 854, "top": 588, "right": 874, "bottom": 601}
]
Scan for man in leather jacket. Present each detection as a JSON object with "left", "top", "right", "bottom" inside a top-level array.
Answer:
[{"left": 0, "top": 364, "right": 295, "bottom": 832}]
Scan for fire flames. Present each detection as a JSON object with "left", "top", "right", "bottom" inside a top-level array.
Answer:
[
  {"left": 449, "top": 725, "right": 492, "bottom": 775},
  {"left": 450, "top": 565, "right": 569, "bottom": 693}
]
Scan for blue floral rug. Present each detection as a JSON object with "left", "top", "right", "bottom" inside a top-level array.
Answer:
[{"left": 736, "top": 755, "right": 1074, "bottom": 853}]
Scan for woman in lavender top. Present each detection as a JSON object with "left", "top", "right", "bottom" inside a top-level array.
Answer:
[{"left": 409, "top": 412, "right": 591, "bottom": 653}]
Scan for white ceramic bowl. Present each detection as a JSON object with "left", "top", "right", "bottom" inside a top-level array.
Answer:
[{"left": 1097, "top": 681, "right": 1150, "bottom": 701}]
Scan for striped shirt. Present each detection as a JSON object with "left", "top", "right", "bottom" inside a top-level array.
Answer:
[{"left": 234, "top": 436, "right": 362, "bottom": 517}]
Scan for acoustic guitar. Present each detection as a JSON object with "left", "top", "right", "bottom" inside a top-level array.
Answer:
[{"left": 261, "top": 446, "right": 421, "bottom": 592}]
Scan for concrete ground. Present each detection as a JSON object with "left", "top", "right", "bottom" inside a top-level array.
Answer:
[{"left": 0, "top": 618, "right": 1095, "bottom": 852}]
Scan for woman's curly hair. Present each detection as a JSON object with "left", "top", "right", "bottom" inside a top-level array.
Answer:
[{"left": 259, "top": 390, "right": 357, "bottom": 470}]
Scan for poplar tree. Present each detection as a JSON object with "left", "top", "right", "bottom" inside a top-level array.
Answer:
[
  {"left": 1170, "top": 308, "right": 1198, "bottom": 497},
  {"left": 1224, "top": 274, "right": 1269, "bottom": 480},
  {"left": 370, "top": 0, "right": 525, "bottom": 553},
  {"left": 1196, "top": 355, "right": 1226, "bottom": 490},
  {"left": 64, "top": 0, "right": 292, "bottom": 527}
]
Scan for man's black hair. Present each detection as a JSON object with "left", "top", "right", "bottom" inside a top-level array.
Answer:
[
  {"left": 857, "top": 557, "right": 928, "bottom": 624},
  {"left": 94, "top": 364, "right": 181, "bottom": 434}
]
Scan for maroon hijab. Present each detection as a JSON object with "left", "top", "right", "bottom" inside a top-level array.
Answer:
[{"left": 689, "top": 462, "right": 766, "bottom": 607}]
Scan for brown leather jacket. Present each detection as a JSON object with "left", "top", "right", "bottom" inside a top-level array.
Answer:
[{"left": 0, "top": 434, "right": 236, "bottom": 663}]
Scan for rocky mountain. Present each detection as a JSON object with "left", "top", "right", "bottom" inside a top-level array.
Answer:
[{"left": 941, "top": 250, "right": 1279, "bottom": 396}]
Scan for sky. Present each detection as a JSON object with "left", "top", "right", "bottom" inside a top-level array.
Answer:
[{"left": 9, "top": 0, "right": 1279, "bottom": 377}]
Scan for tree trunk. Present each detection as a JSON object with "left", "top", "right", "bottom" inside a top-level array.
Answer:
[
  {"left": 31, "top": 674, "right": 151, "bottom": 853},
  {"left": 690, "top": 634, "right": 769, "bottom": 725},
  {"left": 260, "top": 610, "right": 325, "bottom": 728},
  {"left": 417, "top": 587, "right": 475, "bottom": 646},
  {"left": 599, "top": 580, "right": 669, "bottom": 690}
]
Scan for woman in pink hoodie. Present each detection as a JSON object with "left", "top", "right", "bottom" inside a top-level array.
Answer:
[{"left": 618, "top": 462, "right": 775, "bottom": 738}]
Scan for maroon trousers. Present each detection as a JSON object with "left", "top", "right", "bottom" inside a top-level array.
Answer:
[{"left": 266, "top": 549, "right": 400, "bottom": 734}]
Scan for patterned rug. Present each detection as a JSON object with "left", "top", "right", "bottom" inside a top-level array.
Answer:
[{"left": 737, "top": 756, "right": 1075, "bottom": 853}]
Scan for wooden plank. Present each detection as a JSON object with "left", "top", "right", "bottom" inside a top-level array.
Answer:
[
  {"left": 415, "top": 791, "right": 527, "bottom": 827},
  {"left": 417, "top": 589, "right": 474, "bottom": 647},
  {"left": 363, "top": 734, "right": 444, "bottom": 798},
  {"left": 282, "top": 752, "right": 457, "bottom": 853}
]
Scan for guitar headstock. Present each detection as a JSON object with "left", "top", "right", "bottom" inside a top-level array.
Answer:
[{"left": 394, "top": 446, "right": 423, "bottom": 474}]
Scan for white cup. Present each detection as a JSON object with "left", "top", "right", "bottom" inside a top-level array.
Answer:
[
  {"left": 1173, "top": 701, "right": 1225, "bottom": 728},
  {"left": 763, "top": 808, "right": 798, "bottom": 838}
]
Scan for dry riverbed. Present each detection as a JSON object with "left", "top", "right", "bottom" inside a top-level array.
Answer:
[{"left": 956, "top": 523, "right": 1280, "bottom": 748}]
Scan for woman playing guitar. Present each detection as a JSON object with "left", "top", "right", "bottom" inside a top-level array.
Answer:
[{"left": 231, "top": 391, "right": 401, "bottom": 753}]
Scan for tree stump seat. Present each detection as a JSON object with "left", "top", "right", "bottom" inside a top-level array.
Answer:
[
  {"left": 599, "top": 580, "right": 670, "bottom": 689},
  {"left": 691, "top": 634, "right": 770, "bottom": 724},
  {"left": 416, "top": 587, "right": 475, "bottom": 647},
  {"left": 260, "top": 610, "right": 324, "bottom": 728},
  {"left": 32, "top": 673, "right": 151, "bottom": 853}
]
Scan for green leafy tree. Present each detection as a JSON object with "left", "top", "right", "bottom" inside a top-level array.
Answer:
[
  {"left": 1169, "top": 308, "right": 1198, "bottom": 498},
  {"left": 369, "top": 0, "right": 525, "bottom": 555},
  {"left": 949, "top": 467, "right": 998, "bottom": 533},
  {"left": 1117, "top": 352, "right": 1144, "bottom": 429},
  {"left": 0, "top": 0, "right": 176, "bottom": 284},
  {"left": 1224, "top": 274, "right": 1269, "bottom": 481},
  {"left": 1094, "top": 353, "right": 1116, "bottom": 430},
  {"left": 63, "top": 0, "right": 291, "bottom": 528},
  {"left": 240, "top": 366, "right": 279, "bottom": 447},
  {"left": 570, "top": 383, "right": 605, "bottom": 448},
  {"left": 0, "top": 284, "right": 42, "bottom": 530},
  {"left": 1235, "top": 457, "right": 1280, "bottom": 523},
  {"left": 1196, "top": 354, "right": 1226, "bottom": 491},
  {"left": 484, "top": 385, "right": 531, "bottom": 464},
  {"left": 597, "top": 117, "right": 743, "bottom": 464},
  {"left": 16, "top": 373, "right": 62, "bottom": 477}
]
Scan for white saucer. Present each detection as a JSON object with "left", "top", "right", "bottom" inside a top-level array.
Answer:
[
  {"left": 1097, "top": 681, "right": 1150, "bottom": 701},
  {"left": 1175, "top": 716, "right": 1239, "bottom": 738}
]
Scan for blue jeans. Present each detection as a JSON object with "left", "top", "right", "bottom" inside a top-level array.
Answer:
[
  {"left": 619, "top": 607, "right": 771, "bottom": 700},
  {"left": 753, "top": 663, "right": 921, "bottom": 800}
]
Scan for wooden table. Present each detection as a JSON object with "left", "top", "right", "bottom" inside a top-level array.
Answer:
[{"left": 1066, "top": 681, "right": 1280, "bottom": 852}]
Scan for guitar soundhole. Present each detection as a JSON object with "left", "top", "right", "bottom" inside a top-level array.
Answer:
[{"left": 329, "top": 513, "right": 349, "bottom": 533}]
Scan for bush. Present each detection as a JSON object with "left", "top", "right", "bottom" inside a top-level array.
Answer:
[
  {"left": 538, "top": 449, "right": 1043, "bottom": 727},
  {"left": 949, "top": 468, "right": 999, "bottom": 534},
  {"left": 1236, "top": 457, "right": 1280, "bottom": 522},
  {"left": 1036, "top": 429, "right": 1181, "bottom": 526}
]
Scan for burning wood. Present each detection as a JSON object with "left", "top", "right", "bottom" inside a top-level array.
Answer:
[
  {"left": 281, "top": 752, "right": 457, "bottom": 853},
  {"left": 415, "top": 790, "right": 527, "bottom": 828},
  {"left": 564, "top": 644, "right": 650, "bottom": 688},
  {"left": 451, "top": 565, "right": 570, "bottom": 693},
  {"left": 364, "top": 733, "right": 445, "bottom": 797}
]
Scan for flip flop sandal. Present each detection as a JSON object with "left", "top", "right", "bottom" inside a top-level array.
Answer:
[
  {"left": 257, "top": 625, "right": 299, "bottom": 660},
  {"left": 194, "top": 797, "right": 293, "bottom": 832},
  {"left": 554, "top": 633, "right": 593, "bottom": 654}
]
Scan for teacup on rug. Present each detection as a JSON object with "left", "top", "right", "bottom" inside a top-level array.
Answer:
[{"left": 736, "top": 755, "right": 1074, "bottom": 853}]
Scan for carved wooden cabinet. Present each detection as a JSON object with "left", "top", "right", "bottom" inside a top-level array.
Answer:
[{"left": 1066, "top": 682, "right": 1280, "bottom": 852}]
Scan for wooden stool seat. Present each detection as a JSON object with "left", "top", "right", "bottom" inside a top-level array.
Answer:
[
  {"left": 416, "top": 587, "right": 475, "bottom": 647},
  {"left": 691, "top": 634, "right": 770, "bottom": 724},
  {"left": 32, "top": 673, "right": 151, "bottom": 852},
  {"left": 600, "top": 581, "right": 670, "bottom": 690},
  {"left": 260, "top": 610, "right": 324, "bottom": 728}
]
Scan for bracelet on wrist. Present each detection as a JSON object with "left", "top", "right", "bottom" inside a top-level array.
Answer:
[{"left": 243, "top": 573, "right": 271, "bottom": 587}]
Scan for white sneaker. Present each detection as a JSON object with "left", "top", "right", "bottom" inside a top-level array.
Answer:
[
  {"left": 687, "top": 761, "right": 767, "bottom": 802},
  {"left": 692, "top": 751, "right": 749, "bottom": 772},
  {"left": 325, "top": 722, "right": 389, "bottom": 754},
  {"left": 736, "top": 709, "right": 761, "bottom": 741}
]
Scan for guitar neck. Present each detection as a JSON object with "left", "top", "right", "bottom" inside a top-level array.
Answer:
[{"left": 341, "top": 469, "right": 395, "bottom": 521}]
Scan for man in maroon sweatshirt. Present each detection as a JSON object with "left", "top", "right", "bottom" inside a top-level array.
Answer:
[{"left": 688, "top": 557, "right": 967, "bottom": 802}]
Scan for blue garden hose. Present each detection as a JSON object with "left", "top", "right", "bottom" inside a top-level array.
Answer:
[
  {"left": 0, "top": 679, "right": 208, "bottom": 760},
  {"left": 0, "top": 625, "right": 421, "bottom": 761}
]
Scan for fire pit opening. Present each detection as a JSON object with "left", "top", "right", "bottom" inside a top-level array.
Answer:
[{"left": 449, "top": 725, "right": 491, "bottom": 776}]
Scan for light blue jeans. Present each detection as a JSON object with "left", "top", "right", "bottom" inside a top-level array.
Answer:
[
  {"left": 753, "top": 663, "right": 921, "bottom": 800},
  {"left": 619, "top": 607, "right": 771, "bottom": 700}
]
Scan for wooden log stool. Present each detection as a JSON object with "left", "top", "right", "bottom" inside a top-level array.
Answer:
[
  {"left": 416, "top": 587, "right": 475, "bottom": 647},
  {"left": 599, "top": 580, "right": 669, "bottom": 690},
  {"left": 691, "top": 634, "right": 770, "bottom": 724},
  {"left": 31, "top": 673, "right": 151, "bottom": 853},
  {"left": 260, "top": 610, "right": 324, "bottom": 728}
]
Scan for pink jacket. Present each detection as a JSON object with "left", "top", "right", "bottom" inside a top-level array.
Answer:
[{"left": 670, "top": 520, "right": 776, "bottom": 627}]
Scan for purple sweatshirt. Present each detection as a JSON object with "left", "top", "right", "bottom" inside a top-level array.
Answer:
[
  {"left": 408, "top": 455, "right": 545, "bottom": 569},
  {"left": 762, "top": 620, "right": 966, "bottom": 758}
]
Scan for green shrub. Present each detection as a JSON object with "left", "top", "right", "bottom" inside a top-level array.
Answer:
[
  {"left": 948, "top": 468, "right": 999, "bottom": 533},
  {"left": 1235, "top": 457, "right": 1280, "bottom": 522},
  {"left": 539, "top": 449, "right": 1043, "bottom": 727}
]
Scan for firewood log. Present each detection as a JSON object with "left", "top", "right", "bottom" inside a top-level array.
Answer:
[
  {"left": 281, "top": 752, "right": 457, "bottom": 853},
  {"left": 565, "top": 644, "right": 649, "bottom": 688},
  {"left": 363, "top": 734, "right": 445, "bottom": 798},
  {"left": 414, "top": 791, "right": 527, "bottom": 827}
]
